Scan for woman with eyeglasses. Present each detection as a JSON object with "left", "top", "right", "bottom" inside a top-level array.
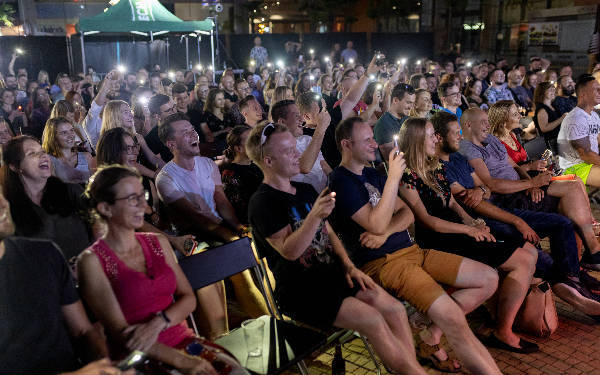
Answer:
[
  {"left": 100, "top": 100, "right": 165, "bottom": 173},
  {"left": 96, "top": 128, "right": 194, "bottom": 256},
  {"left": 78, "top": 165, "right": 246, "bottom": 375},
  {"left": 42, "top": 117, "right": 95, "bottom": 185},
  {"left": 0, "top": 136, "right": 92, "bottom": 261}
]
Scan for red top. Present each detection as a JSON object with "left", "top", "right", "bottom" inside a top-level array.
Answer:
[
  {"left": 91, "top": 233, "right": 194, "bottom": 349},
  {"left": 501, "top": 132, "right": 528, "bottom": 164}
]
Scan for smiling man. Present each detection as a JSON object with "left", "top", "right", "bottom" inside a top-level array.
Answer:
[{"left": 156, "top": 112, "right": 243, "bottom": 242}]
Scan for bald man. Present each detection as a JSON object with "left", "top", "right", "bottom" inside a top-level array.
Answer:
[{"left": 459, "top": 107, "right": 600, "bottom": 270}]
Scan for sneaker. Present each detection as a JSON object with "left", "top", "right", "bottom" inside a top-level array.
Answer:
[
  {"left": 580, "top": 270, "right": 600, "bottom": 294},
  {"left": 580, "top": 251, "right": 600, "bottom": 271}
]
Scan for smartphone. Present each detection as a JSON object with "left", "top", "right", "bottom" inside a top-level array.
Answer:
[
  {"left": 17, "top": 105, "right": 22, "bottom": 111},
  {"left": 298, "top": 55, "right": 303, "bottom": 62},
  {"left": 393, "top": 135, "right": 399, "bottom": 155},
  {"left": 117, "top": 350, "right": 145, "bottom": 370}
]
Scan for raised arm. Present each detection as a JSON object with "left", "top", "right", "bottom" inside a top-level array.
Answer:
[
  {"left": 340, "top": 55, "right": 381, "bottom": 120},
  {"left": 298, "top": 102, "right": 331, "bottom": 174},
  {"left": 349, "top": 150, "right": 405, "bottom": 235}
]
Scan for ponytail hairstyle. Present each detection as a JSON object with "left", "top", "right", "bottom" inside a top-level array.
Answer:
[{"left": 224, "top": 125, "right": 251, "bottom": 161}]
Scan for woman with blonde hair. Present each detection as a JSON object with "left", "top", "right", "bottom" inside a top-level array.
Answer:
[
  {"left": 409, "top": 89, "right": 434, "bottom": 118},
  {"left": 50, "top": 99, "right": 93, "bottom": 153},
  {"left": 42, "top": 117, "right": 94, "bottom": 184},
  {"left": 100, "top": 100, "right": 165, "bottom": 172},
  {"left": 398, "top": 117, "right": 539, "bottom": 354}
]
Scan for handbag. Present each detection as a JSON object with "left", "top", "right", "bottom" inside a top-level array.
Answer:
[{"left": 513, "top": 280, "right": 558, "bottom": 338}]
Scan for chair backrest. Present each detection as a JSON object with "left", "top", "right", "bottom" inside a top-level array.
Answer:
[{"left": 179, "top": 237, "right": 258, "bottom": 290}]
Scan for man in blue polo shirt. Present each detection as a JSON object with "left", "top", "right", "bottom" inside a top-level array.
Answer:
[{"left": 438, "top": 82, "right": 462, "bottom": 121}]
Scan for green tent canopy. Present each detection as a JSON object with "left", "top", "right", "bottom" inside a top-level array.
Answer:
[{"left": 77, "top": 0, "right": 213, "bottom": 32}]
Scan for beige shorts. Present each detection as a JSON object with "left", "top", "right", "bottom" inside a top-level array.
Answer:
[{"left": 361, "top": 244, "right": 463, "bottom": 313}]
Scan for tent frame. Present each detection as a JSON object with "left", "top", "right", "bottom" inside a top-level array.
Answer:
[{"left": 79, "top": 29, "right": 215, "bottom": 83}]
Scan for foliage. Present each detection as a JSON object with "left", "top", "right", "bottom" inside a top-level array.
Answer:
[{"left": 0, "top": 2, "right": 14, "bottom": 27}]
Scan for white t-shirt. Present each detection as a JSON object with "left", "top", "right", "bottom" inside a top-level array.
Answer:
[
  {"left": 557, "top": 106, "right": 600, "bottom": 169},
  {"left": 156, "top": 156, "right": 223, "bottom": 223},
  {"left": 291, "top": 135, "right": 328, "bottom": 192}
]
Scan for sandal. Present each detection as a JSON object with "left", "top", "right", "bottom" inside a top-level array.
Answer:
[{"left": 414, "top": 334, "right": 462, "bottom": 373}]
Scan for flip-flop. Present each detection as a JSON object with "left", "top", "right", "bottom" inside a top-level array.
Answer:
[
  {"left": 414, "top": 334, "right": 462, "bottom": 373},
  {"left": 483, "top": 334, "right": 539, "bottom": 354}
]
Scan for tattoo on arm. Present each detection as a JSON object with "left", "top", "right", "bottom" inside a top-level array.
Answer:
[{"left": 570, "top": 138, "right": 592, "bottom": 154}]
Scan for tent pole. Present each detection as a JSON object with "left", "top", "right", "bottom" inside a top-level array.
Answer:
[
  {"left": 197, "top": 36, "right": 201, "bottom": 65},
  {"left": 80, "top": 33, "right": 87, "bottom": 75},
  {"left": 185, "top": 36, "right": 189, "bottom": 69},
  {"left": 210, "top": 29, "right": 215, "bottom": 84}
]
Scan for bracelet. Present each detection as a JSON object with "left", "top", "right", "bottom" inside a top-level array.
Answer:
[
  {"left": 156, "top": 310, "right": 171, "bottom": 329},
  {"left": 478, "top": 185, "right": 487, "bottom": 194}
]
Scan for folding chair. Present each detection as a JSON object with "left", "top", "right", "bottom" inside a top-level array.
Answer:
[
  {"left": 255, "top": 255, "right": 383, "bottom": 375},
  {"left": 179, "top": 237, "right": 329, "bottom": 375}
]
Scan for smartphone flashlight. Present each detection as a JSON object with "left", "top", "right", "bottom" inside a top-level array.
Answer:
[{"left": 393, "top": 135, "right": 399, "bottom": 155}]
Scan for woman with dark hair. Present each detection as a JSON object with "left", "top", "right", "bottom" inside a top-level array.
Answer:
[
  {"left": 464, "top": 79, "right": 484, "bottom": 108},
  {"left": 532, "top": 81, "right": 566, "bottom": 153},
  {"left": 360, "top": 81, "right": 383, "bottom": 126},
  {"left": 0, "top": 88, "right": 26, "bottom": 135},
  {"left": 220, "top": 125, "right": 263, "bottom": 225},
  {"left": 0, "top": 135, "right": 91, "bottom": 260},
  {"left": 199, "top": 88, "right": 230, "bottom": 155},
  {"left": 77, "top": 165, "right": 246, "bottom": 375},
  {"left": 0, "top": 117, "right": 15, "bottom": 154},
  {"left": 29, "top": 87, "right": 52, "bottom": 139},
  {"left": 409, "top": 74, "right": 428, "bottom": 90},
  {"left": 42, "top": 117, "right": 94, "bottom": 184},
  {"left": 95, "top": 128, "right": 194, "bottom": 257},
  {"left": 65, "top": 90, "right": 88, "bottom": 125},
  {"left": 294, "top": 72, "right": 312, "bottom": 98},
  {"left": 398, "top": 118, "right": 539, "bottom": 354},
  {"left": 522, "top": 71, "right": 538, "bottom": 102}
]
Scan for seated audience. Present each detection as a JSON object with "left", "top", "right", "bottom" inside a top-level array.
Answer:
[
  {"left": 438, "top": 82, "right": 463, "bottom": 120},
  {"left": 532, "top": 82, "right": 566, "bottom": 153},
  {"left": 0, "top": 190, "right": 126, "bottom": 375},
  {"left": 409, "top": 88, "right": 434, "bottom": 119},
  {"left": 0, "top": 136, "right": 92, "bottom": 261},
  {"left": 42, "top": 117, "right": 94, "bottom": 184},
  {"left": 246, "top": 122, "right": 428, "bottom": 375},
  {"left": 398, "top": 117, "right": 538, "bottom": 353},
  {"left": 433, "top": 111, "right": 600, "bottom": 318},
  {"left": 506, "top": 69, "right": 530, "bottom": 111},
  {"left": 238, "top": 95, "right": 264, "bottom": 127},
  {"left": 78, "top": 165, "right": 245, "bottom": 375},
  {"left": 330, "top": 117, "right": 503, "bottom": 374},
  {"left": 459, "top": 107, "right": 600, "bottom": 270},
  {"left": 199, "top": 88, "right": 230, "bottom": 155},
  {"left": 373, "top": 83, "right": 415, "bottom": 160},
  {"left": 483, "top": 69, "right": 514, "bottom": 105},
  {"left": 272, "top": 99, "right": 331, "bottom": 191},
  {"left": 102, "top": 100, "right": 165, "bottom": 168},
  {"left": 220, "top": 125, "right": 263, "bottom": 225},
  {"left": 145, "top": 94, "right": 178, "bottom": 162},
  {"left": 553, "top": 75, "right": 577, "bottom": 116}
]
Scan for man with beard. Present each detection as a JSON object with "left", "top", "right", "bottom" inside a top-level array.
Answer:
[
  {"left": 156, "top": 112, "right": 244, "bottom": 242},
  {"left": 0, "top": 191, "right": 127, "bottom": 375},
  {"left": 432, "top": 111, "right": 600, "bottom": 316},
  {"left": 553, "top": 75, "right": 577, "bottom": 115},
  {"left": 483, "top": 69, "right": 515, "bottom": 105}
]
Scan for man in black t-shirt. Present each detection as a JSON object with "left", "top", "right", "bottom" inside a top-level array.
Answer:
[
  {"left": 0, "top": 192, "right": 118, "bottom": 375},
  {"left": 246, "top": 123, "right": 427, "bottom": 375},
  {"left": 330, "top": 117, "right": 503, "bottom": 375},
  {"left": 145, "top": 94, "right": 177, "bottom": 162}
]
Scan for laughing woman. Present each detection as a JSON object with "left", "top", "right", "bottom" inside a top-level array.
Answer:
[
  {"left": 0, "top": 136, "right": 92, "bottom": 260},
  {"left": 42, "top": 117, "right": 95, "bottom": 185}
]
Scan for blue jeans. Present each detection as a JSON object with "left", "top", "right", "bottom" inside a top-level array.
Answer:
[{"left": 486, "top": 209, "right": 579, "bottom": 282}]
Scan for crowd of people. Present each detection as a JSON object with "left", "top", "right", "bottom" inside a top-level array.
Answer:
[{"left": 2, "top": 39, "right": 600, "bottom": 375}]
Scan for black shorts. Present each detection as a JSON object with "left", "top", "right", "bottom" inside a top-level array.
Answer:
[
  {"left": 490, "top": 187, "right": 560, "bottom": 213},
  {"left": 275, "top": 263, "right": 358, "bottom": 329}
]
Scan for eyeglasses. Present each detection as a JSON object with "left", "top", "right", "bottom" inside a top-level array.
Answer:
[
  {"left": 260, "top": 123, "right": 276, "bottom": 159},
  {"left": 444, "top": 91, "right": 461, "bottom": 98},
  {"left": 114, "top": 190, "right": 149, "bottom": 207},
  {"left": 125, "top": 143, "right": 141, "bottom": 154}
]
